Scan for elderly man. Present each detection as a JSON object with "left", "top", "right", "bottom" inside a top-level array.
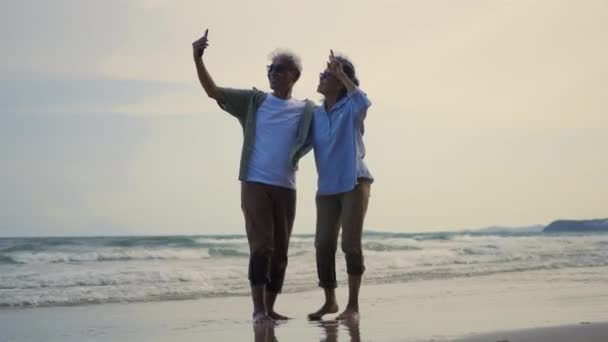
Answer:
[{"left": 192, "top": 29, "right": 315, "bottom": 324}]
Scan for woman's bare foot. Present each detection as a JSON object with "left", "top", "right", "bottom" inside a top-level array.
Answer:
[
  {"left": 253, "top": 311, "right": 274, "bottom": 325},
  {"left": 268, "top": 311, "right": 290, "bottom": 320},
  {"left": 307, "top": 302, "right": 339, "bottom": 320},
  {"left": 336, "top": 306, "right": 359, "bottom": 321}
]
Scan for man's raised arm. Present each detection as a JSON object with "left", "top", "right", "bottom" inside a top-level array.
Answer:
[{"left": 192, "top": 29, "right": 224, "bottom": 103}]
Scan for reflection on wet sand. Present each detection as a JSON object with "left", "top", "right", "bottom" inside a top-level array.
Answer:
[
  {"left": 317, "top": 319, "right": 361, "bottom": 342},
  {"left": 251, "top": 319, "right": 361, "bottom": 342},
  {"left": 253, "top": 322, "right": 278, "bottom": 342}
]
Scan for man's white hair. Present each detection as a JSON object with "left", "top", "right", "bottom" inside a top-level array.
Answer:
[{"left": 268, "top": 49, "right": 302, "bottom": 75}]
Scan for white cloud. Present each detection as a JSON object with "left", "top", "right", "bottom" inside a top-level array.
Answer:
[{"left": 0, "top": 72, "right": 190, "bottom": 115}]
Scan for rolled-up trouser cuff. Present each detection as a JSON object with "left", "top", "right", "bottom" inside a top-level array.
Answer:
[
  {"left": 345, "top": 251, "right": 365, "bottom": 276},
  {"left": 318, "top": 280, "right": 338, "bottom": 289},
  {"left": 266, "top": 258, "right": 288, "bottom": 293},
  {"left": 316, "top": 247, "right": 338, "bottom": 289},
  {"left": 248, "top": 252, "right": 271, "bottom": 286}
]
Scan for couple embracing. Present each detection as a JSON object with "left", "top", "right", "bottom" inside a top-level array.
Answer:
[{"left": 193, "top": 29, "right": 373, "bottom": 324}]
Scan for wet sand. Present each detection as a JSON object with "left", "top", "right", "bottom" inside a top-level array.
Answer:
[{"left": 453, "top": 322, "right": 608, "bottom": 342}]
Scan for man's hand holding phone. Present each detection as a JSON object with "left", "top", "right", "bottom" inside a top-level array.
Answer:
[{"left": 192, "top": 29, "right": 209, "bottom": 59}]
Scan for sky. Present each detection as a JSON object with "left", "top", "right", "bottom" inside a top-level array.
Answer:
[{"left": 1, "top": 0, "right": 607, "bottom": 236}]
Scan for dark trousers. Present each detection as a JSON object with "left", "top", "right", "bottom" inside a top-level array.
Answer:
[
  {"left": 315, "top": 180, "right": 371, "bottom": 289},
  {"left": 241, "top": 181, "right": 296, "bottom": 293}
]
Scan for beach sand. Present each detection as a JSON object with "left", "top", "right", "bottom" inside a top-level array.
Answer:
[{"left": 1, "top": 267, "right": 607, "bottom": 341}]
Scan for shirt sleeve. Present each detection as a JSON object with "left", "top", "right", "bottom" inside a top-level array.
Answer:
[
  {"left": 217, "top": 87, "right": 255, "bottom": 120},
  {"left": 346, "top": 87, "right": 372, "bottom": 121},
  {"left": 300, "top": 126, "right": 314, "bottom": 157},
  {"left": 291, "top": 101, "right": 316, "bottom": 165}
]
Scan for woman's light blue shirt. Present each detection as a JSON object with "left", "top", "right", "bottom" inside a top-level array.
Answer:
[{"left": 312, "top": 88, "right": 373, "bottom": 195}]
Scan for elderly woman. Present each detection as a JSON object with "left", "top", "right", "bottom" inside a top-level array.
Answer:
[{"left": 308, "top": 51, "right": 373, "bottom": 321}]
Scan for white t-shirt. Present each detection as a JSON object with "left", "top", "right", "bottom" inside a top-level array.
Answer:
[{"left": 246, "top": 94, "right": 306, "bottom": 189}]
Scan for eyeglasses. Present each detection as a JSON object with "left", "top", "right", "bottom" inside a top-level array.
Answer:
[
  {"left": 267, "top": 64, "right": 292, "bottom": 74},
  {"left": 319, "top": 71, "right": 335, "bottom": 80}
]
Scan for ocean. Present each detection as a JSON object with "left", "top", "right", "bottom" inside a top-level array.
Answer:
[{"left": 1, "top": 230, "right": 607, "bottom": 308}]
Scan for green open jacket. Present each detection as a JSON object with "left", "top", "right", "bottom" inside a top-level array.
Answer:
[{"left": 218, "top": 87, "right": 316, "bottom": 181}]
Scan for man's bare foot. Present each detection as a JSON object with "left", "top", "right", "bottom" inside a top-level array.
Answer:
[
  {"left": 253, "top": 311, "right": 274, "bottom": 325},
  {"left": 308, "top": 302, "right": 339, "bottom": 320},
  {"left": 336, "top": 307, "right": 359, "bottom": 321},
  {"left": 268, "top": 311, "right": 290, "bottom": 320}
]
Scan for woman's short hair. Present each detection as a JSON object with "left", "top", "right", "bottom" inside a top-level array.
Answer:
[
  {"left": 334, "top": 55, "right": 359, "bottom": 100},
  {"left": 335, "top": 56, "right": 359, "bottom": 86}
]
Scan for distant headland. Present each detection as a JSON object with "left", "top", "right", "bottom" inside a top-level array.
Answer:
[{"left": 544, "top": 218, "right": 608, "bottom": 232}]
